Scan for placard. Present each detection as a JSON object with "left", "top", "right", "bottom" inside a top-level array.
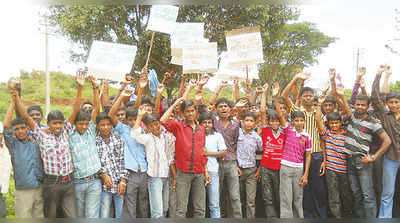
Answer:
[
  {"left": 215, "top": 51, "right": 259, "bottom": 80},
  {"left": 171, "top": 22, "right": 205, "bottom": 57},
  {"left": 147, "top": 5, "right": 179, "bottom": 34},
  {"left": 182, "top": 42, "right": 217, "bottom": 74},
  {"left": 225, "top": 26, "right": 264, "bottom": 66},
  {"left": 86, "top": 41, "right": 137, "bottom": 82}
]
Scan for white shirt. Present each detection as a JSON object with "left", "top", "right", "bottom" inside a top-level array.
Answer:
[
  {"left": 0, "top": 143, "right": 12, "bottom": 193},
  {"left": 205, "top": 132, "right": 227, "bottom": 172}
]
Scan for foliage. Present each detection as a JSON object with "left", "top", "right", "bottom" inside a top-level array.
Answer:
[{"left": 390, "top": 81, "right": 400, "bottom": 92}]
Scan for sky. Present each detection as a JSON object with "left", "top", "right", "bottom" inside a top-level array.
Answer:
[{"left": 0, "top": 0, "right": 399, "bottom": 92}]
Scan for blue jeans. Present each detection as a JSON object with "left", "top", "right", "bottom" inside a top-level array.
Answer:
[
  {"left": 348, "top": 155, "right": 377, "bottom": 218},
  {"left": 100, "top": 192, "right": 124, "bottom": 218},
  {"left": 207, "top": 171, "right": 220, "bottom": 218},
  {"left": 379, "top": 156, "right": 400, "bottom": 218},
  {"left": 148, "top": 177, "right": 169, "bottom": 218},
  {"left": 0, "top": 194, "right": 6, "bottom": 218},
  {"left": 74, "top": 178, "right": 102, "bottom": 218}
]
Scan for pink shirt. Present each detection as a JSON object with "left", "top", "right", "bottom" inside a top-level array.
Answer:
[{"left": 281, "top": 124, "right": 312, "bottom": 168}]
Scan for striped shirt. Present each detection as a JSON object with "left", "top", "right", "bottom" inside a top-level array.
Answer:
[
  {"left": 281, "top": 124, "right": 312, "bottom": 168},
  {"left": 320, "top": 129, "right": 347, "bottom": 173},
  {"left": 344, "top": 114, "right": 384, "bottom": 156},
  {"left": 291, "top": 105, "right": 322, "bottom": 153},
  {"left": 131, "top": 127, "right": 175, "bottom": 178}
]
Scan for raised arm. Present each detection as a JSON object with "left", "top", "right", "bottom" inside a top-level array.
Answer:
[
  {"left": 272, "top": 82, "right": 286, "bottom": 127},
  {"left": 160, "top": 97, "right": 184, "bottom": 123},
  {"left": 4, "top": 91, "right": 16, "bottom": 130},
  {"left": 234, "top": 79, "right": 240, "bottom": 102},
  {"left": 371, "top": 65, "right": 388, "bottom": 115},
  {"left": 109, "top": 90, "right": 132, "bottom": 126},
  {"left": 155, "top": 83, "right": 165, "bottom": 115},
  {"left": 315, "top": 95, "right": 326, "bottom": 132},
  {"left": 209, "top": 80, "right": 228, "bottom": 106},
  {"left": 68, "top": 73, "right": 85, "bottom": 124},
  {"left": 335, "top": 86, "right": 352, "bottom": 120},
  {"left": 382, "top": 65, "right": 391, "bottom": 95},
  {"left": 260, "top": 83, "right": 269, "bottom": 126},
  {"left": 282, "top": 70, "right": 310, "bottom": 111},
  {"left": 115, "top": 76, "right": 134, "bottom": 105},
  {"left": 88, "top": 75, "right": 100, "bottom": 123},
  {"left": 133, "top": 105, "right": 147, "bottom": 130},
  {"left": 178, "top": 74, "right": 187, "bottom": 98},
  {"left": 193, "top": 75, "right": 209, "bottom": 106},
  {"left": 100, "top": 79, "right": 111, "bottom": 111},
  {"left": 13, "top": 89, "right": 35, "bottom": 130},
  {"left": 244, "top": 79, "right": 252, "bottom": 101},
  {"left": 251, "top": 85, "right": 263, "bottom": 104},
  {"left": 135, "top": 67, "right": 148, "bottom": 108}
]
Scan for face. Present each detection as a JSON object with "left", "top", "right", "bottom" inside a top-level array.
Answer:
[
  {"left": 13, "top": 123, "right": 29, "bottom": 141},
  {"left": 97, "top": 119, "right": 112, "bottom": 138},
  {"left": 269, "top": 118, "right": 280, "bottom": 131},
  {"left": 243, "top": 116, "right": 256, "bottom": 132},
  {"left": 250, "top": 105, "right": 260, "bottom": 114},
  {"left": 354, "top": 99, "right": 369, "bottom": 116},
  {"left": 82, "top": 104, "right": 93, "bottom": 112},
  {"left": 322, "top": 102, "right": 335, "bottom": 114},
  {"left": 201, "top": 119, "right": 213, "bottom": 134},
  {"left": 238, "top": 104, "right": 249, "bottom": 118},
  {"left": 207, "top": 104, "right": 214, "bottom": 113},
  {"left": 279, "top": 103, "right": 289, "bottom": 120},
  {"left": 75, "top": 120, "right": 90, "bottom": 135},
  {"left": 147, "top": 121, "right": 161, "bottom": 137},
  {"left": 183, "top": 105, "right": 197, "bottom": 122},
  {"left": 143, "top": 104, "right": 154, "bottom": 114},
  {"left": 292, "top": 117, "right": 305, "bottom": 132},
  {"left": 301, "top": 91, "right": 314, "bottom": 107},
  {"left": 328, "top": 119, "right": 342, "bottom": 131},
  {"left": 29, "top": 110, "right": 43, "bottom": 125},
  {"left": 387, "top": 98, "right": 400, "bottom": 114},
  {"left": 216, "top": 103, "right": 231, "bottom": 119},
  {"left": 126, "top": 116, "right": 136, "bottom": 128},
  {"left": 48, "top": 119, "right": 64, "bottom": 136},
  {"left": 116, "top": 110, "right": 126, "bottom": 123}
]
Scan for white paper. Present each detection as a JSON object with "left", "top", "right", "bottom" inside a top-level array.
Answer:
[
  {"left": 86, "top": 41, "right": 137, "bottom": 82},
  {"left": 182, "top": 42, "right": 218, "bottom": 74},
  {"left": 171, "top": 22, "right": 204, "bottom": 54},
  {"left": 215, "top": 52, "right": 259, "bottom": 80},
  {"left": 226, "top": 30, "right": 264, "bottom": 66},
  {"left": 147, "top": 5, "right": 179, "bottom": 34}
]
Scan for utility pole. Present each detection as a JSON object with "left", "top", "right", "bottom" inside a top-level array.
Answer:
[
  {"left": 45, "top": 16, "right": 50, "bottom": 117},
  {"left": 356, "top": 48, "right": 360, "bottom": 72}
]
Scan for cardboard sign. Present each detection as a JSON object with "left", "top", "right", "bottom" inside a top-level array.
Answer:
[
  {"left": 225, "top": 26, "right": 264, "bottom": 66},
  {"left": 182, "top": 42, "right": 218, "bottom": 74},
  {"left": 147, "top": 5, "right": 179, "bottom": 34},
  {"left": 215, "top": 51, "right": 259, "bottom": 80},
  {"left": 86, "top": 41, "right": 137, "bottom": 82},
  {"left": 171, "top": 22, "right": 205, "bottom": 57}
]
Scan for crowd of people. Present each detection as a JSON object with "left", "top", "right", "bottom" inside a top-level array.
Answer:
[{"left": 0, "top": 64, "right": 399, "bottom": 219}]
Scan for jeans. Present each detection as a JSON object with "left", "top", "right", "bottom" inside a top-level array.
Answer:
[
  {"left": 0, "top": 194, "right": 6, "bottom": 218},
  {"left": 348, "top": 155, "right": 377, "bottom": 218},
  {"left": 325, "top": 169, "right": 353, "bottom": 218},
  {"left": 148, "top": 177, "right": 169, "bottom": 218},
  {"left": 207, "top": 171, "right": 220, "bottom": 218},
  {"left": 168, "top": 172, "right": 177, "bottom": 217},
  {"left": 74, "top": 178, "right": 102, "bottom": 218},
  {"left": 379, "top": 156, "right": 400, "bottom": 218},
  {"left": 100, "top": 192, "right": 123, "bottom": 218},
  {"left": 219, "top": 160, "right": 242, "bottom": 218},
  {"left": 260, "top": 166, "right": 280, "bottom": 217},
  {"left": 176, "top": 169, "right": 206, "bottom": 218},
  {"left": 42, "top": 176, "right": 77, "bottom": 218},
  {"left": 280, "top": 165, "right": 303, "bottom": 218}
]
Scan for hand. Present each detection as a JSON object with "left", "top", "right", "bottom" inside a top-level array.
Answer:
[
  {"left": 262, "top": 83, "right": 269, "bottom": 92},
  {"left": 140, "top": 67, "right": 148, "bottom": 77},
  {"left": 202, "top": 148, "right": 208, "bottom": 156},
  {"left": 172, "top": 178, "right": 177, "bottom": 192},
  {"left": 245, "top": 79, "right": 252, "bottom": 93},
  {"left": 138, "top": 77, "right": 148, "bottom": 89},
  {"left": 188, "top": 79, "right": 197, "bottom": 88},
  {"left": 255, "top": 167, "right": 261, "bottom": 182},
  {"left": 256, "top": 86, "right": 264, "bottom": 94},
  {"left": 377, "top": 65, "right": 386, "bottom": 75},
  {"left": 322, "top": 81, "right": 330, "bottom": 93},
  {"left": 173, "top": 97, "right": 185, "bottom": 107},
  {"left": 219, "top": 80, "right": 228, "bottom": 88},
  {"left": 362, "top": 153, "right": 374, "bottom": 164},
  {"left": 10, "top": 90, "right": 18, "bottom": 99},
  {"left": 336, "top": 73, "right": 342, "bottom": 82},
  {"left": 75, "top": 71, "right": 85, "bottom": 87},
  {"left": 164, "top": 72, "right": 172, "bottom": 80},
  {"left": 336, "top": 87, "right": 345, "bottom": 97},
  {"left": 138, "top": 104, "right": 147, "bottom": 117},
  {"left": 124, "top": 75, "right": 134, "bottom": 85},
  {"left": 329, "top": 68, "right": 336, "bottom": 80},
  {"left": 234, "top": 79, "right": 239, "bottom": 85},
  {"left": 198, "top": 75, "right": 210, "bottom": 87},
  {"left": 102, "top": 79, "right": 109, "bottom": 89},
  {"left": 157, "top": 84, "right": 165, "bottom": 94},
  {"left": 319, "top": 161, "right": 326, "bottom": 176},
  {"left": 88, "top": 75, "right": 98, "bottom": 89},
  {"left": 235, "top": 99, "right": 248, "bottom": 108},
  {"left": 318, "top": 95, "right": 326, "bottom": 104},
  {"left": 271, "top": 82, "right": 280, "bottom": 97},
  {"left": 300, "top": 174, "right": 308, "bottom": 186},
  {"left": 194, "top": 91, "right": 203, "bottom": 102},
  {"left": 385, "top": 65, "right": 392, "bottom": 76},
  {"left": 118, "top": 182, "right": 126, "bottom": 195},
  {"left": 121, "top": 89, "right": 133, "bottom": 97},
  {"left": 357, "top": 67, "right": 366, "bottom": 78},
  {"left": 295, "top": 71, "right": 311, "bottom": 80},
  {"left": 237, "top": 167, "right": 242, "bottom": 177},
  {"left": 181, "top": 74, "right": 187, "bottom": 80},
  {"left": 102, "top": 174, "right": 114, "bottom": 188},
  {"left": 204, "top": 171, "right": 211, "bottom": 185},
  {"left": 360, "top": 78, "right": 366, "bottom": 88}
]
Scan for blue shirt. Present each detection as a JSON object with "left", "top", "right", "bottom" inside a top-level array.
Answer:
[
  {"left": 69, "top": 121, "right": 101, "bottom": 179},
  {"left": 237, "top": 128, "right": 262, "bottom": 168},
  {"left": 114, "top": 122, "right": 147, "bottom": 173},
  {"left": 4, "top": 129, "right": 44, "bottom": 189}
]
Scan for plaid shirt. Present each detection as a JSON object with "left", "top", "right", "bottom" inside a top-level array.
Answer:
[
  {"left": 33, "top": 121, "right": 74, "bottom": 176},
  {"left": 96, "top": 130, "right": 128, "bottom": 194}
]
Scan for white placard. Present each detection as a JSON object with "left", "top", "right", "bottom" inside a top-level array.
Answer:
[
  {"left": 226, "top": 27, "right": 264, "bottom": 66},
  {"left": 147, "top": 5, "right": 179, "bottom": 34},
  {"left": 86, "top": 41, "right": 137, "bottom": 82},
  {"left": 215, "top": 52, "right": 259, "bottom": 80},
  {"left": 182, "top": 42, "right": 218, "bottom": 74},
  {"left": 171, "top": 22, "right": 204, "bottom": 57},
  {"left": 171, "top": 56, "right": 182, "bottom": 66}
]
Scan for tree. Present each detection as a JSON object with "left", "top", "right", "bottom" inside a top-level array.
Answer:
[{"left": 47, "top": 4, "right": 335, "bottom": 99}]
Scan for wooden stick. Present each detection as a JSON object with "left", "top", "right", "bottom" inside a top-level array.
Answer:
[{"left": 145, "top": 31, "right": 155, "bottom": 69}]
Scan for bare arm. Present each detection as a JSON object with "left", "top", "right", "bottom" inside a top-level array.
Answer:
[
  {"left": 88, "top": 76, "right": 100, "bottom": 123},
  {"left": 382, "top": 69, "right": 391, "bottom": 94},
  {"left": 178, "top": 74, "right": 187, "bottom": 98},
  {"left": 204, "top": 150, "right": 227, "bottom": 158},
  {"left": 133, "top": 106, "right": 146, "bottom": 130},
  {"left": 272, "top": 83, "right": 286, "bottom": 127},
  {"left": 209, "top": 81, "right": 227, "bottom": 106},
  {"left": 13, "top": 91, "right": 35, "bottom": 130},
  {"left": 373, "top": 131, "right": 392, "bottom": 161},
  {"left": 260, "top": 83, "right": 269, "bottom": 126},
  {"left": 154, "top": 84, "right": 165, "bottom": 115},
  {"left": 282, "top": 71, "right": 309, "bottom": 111},
  {"left": 300, "top": 151, "right": 311, "bottom": 186},
  {"left": 234, "top": 79, "right": 240, "bottom": 102},
  {"left": 3, "top": 92, "right": 16, "bottom": 130},
  {"left": 69, "top": 73, "right": 85, "bottom": 124},
  {"left": 135, "top": 67, "right": 148, "bottom": 108},
  {"left": 160, "top": 98, "right": 184, "bottom": 123},
  {"left": 245, "top": 79, "right": 252, "bottom": 101},
  {"left": 315, "top": 95, "right": 326, "bottom": 132},
  {"left": 100, "top": 79, "right": 111, "bottom": 111},
  {"left": 109, "top": 90, "right": 132, "bottom": 126}
]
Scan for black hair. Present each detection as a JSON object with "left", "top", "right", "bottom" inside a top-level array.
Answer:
[
  {"left": 300, "top": 87, "right": 314, "bottom": 96},
  {"left": 103, "top": 106, "right": 111, "bottom": 114},
  {"left": 199, "top": 112, "right": 215, "bottom": 134},
  {"left": 126, "top": 101, "right": 136, "bottom": 108},
  {"left": 75, "top": 109, "right": 91, "bottom": 123},
  {"left": 109, "top": 96, "right": 116, "bottom": 101},
  {"left": 117, "top": 106, "right": 127, "bottom": 112},
  {"left": 11, "top": 118, "right": 27, "bottom": 127},
  {"left": 143, "top": 113, "right": 160, "bottom": 125},
  {"left": 291, "top": 111, "right": 305, "bottom": 120},
  {"left": 96, "top": 112, "right": 112, "bottom": 125},
  {"left": 82, "top": 101, "right": 93, "bottom": 107},
  {"left": 198, "top": 104, "right": 208, "bottom": 114},
  {"left": 126, "top": 107, "right": 138, "bottom": 118},
  {"left": 161, "top": 107, "right": 169, "bottom": 116},
  {"left": 215, "top": 98, "right": 233, "bottom": 108},
  {"left": 386, "top": 92, "right": 400, "bottom": 101},
  {"left": 180, "top": 100, "right": 195, "bottom": 113},
  {"left": 27, "top": 105, "right": 43, "bottom": 115},
  {"left": 354, "top": 95, "right": 371, "bottom": 105},
  {"left": 313, "top": 96, "right": 318, "bottom": 102},
  {"left": 324, "top": 95, "right": 337, "bottom": 105},
  {"left": 326, "top": 112, "right": 342, "bottom": 122},
  {"left": 141, "top": 96, "right": 155, "bottom": 108},
  {"left": 267, "top": 110, "right": 280, "bottom": 121},
  {"left": 47, "top": 110, "right": 65, "bottom": 123},
  {"left": 278, "top": 97, "right": 285, "bottom": 105},
  {"left": 243, "top": 111, "right": 258, "bottom": 121}
]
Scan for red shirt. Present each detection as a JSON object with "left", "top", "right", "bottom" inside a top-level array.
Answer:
[
  {"left": 163, "top": 120, "right": 207, "bottom": 174},
  {"left": 260, "top": 127, "right": 285, "bottom": 170}
]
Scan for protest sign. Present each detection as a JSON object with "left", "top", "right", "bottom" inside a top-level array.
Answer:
[
  {"left": 182, "top": 42, "right": 218, "bottom": 74},
  {"left": 215, "top": 51, "right": 259, "bottom": 80},
  {"left": 147, "top": 5, "right": 179, "bottom": 34},
  {"left": 86, "top": 41, "right": 137, "bottom": 82},
  {"left": 225, "top": 26, "right": 264, "bottom": 66},
  {"left": 171, "top": 22, "right": 205, "bottom": 57}
]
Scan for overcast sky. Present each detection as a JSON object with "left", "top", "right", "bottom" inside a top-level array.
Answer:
[{"left": 0, "top": 0, "right": 399, "bottom": 92}]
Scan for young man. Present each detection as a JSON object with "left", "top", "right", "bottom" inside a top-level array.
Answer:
[
  {"left": 131, "top": 107, "right": 175, "bottom": 218},
  {"left": 332, "top": 70, "right": 392, "bottom": 218},
  {"left": 371, "top": 65, "right": 400, "bottom": 218},
  {"left": 27, "top": 105, "right": 45, "bottom": 128},
  {"left": 68, "top": 76, "right": 102, "bottom": 218},
  {"left": 15, "top": 75, "right": 84, "bottom": 218},
  {"left": 161, "top": 97, "right": 210, "bottom": 218},
  {"left": 3, "top": 91, "right": 44, "bottom": 218},
  {"left": 282, "top": 71, "right": 328, "bottom": 218},
  {"left": 0, "top": 122, "right": 12, "bottom": 218}
]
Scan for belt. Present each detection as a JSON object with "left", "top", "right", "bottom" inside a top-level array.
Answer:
[
  {"left": 44, "top": 173, "right": 74, "bottom": 184},
  {"left": 78, "top": 172, "right": 100, "bottom": 181}
]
